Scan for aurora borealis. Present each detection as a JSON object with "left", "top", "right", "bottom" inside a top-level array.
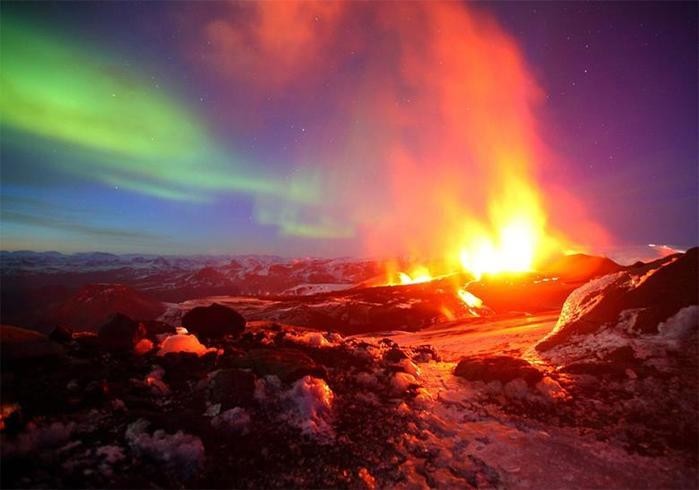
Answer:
[
  {"left": 1, "top": 1, "right": 696, "bottom": 256},
  {"left": 1, "top": 11, "right": 323, "bottom": 236}
]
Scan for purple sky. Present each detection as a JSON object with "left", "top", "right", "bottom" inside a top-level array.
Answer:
[{"left": 1, "top": 1, "right": 696, "bottom": 256}]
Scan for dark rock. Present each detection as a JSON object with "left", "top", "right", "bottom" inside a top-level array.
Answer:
[
  {"left": 140, "top": 320, "right": 175, "bottom": 337},
  {"left": 97, "top": 313, "right": 145, "bottom": 351},
  {"left": 561, "top": 362, "right": 628, "bottom": 377},
  {"left": 240, "top": 331, "right": 266, "bottom": 345},
  {"left": 182, "top": 303, "right": 246, "bottom": 339},
  {"left": 208, "top": 369, "right": 256, "bottom": 407},
  {"left": 200, "top": 350, "right": 219, "bottom": 364},
  {"left": 0, "top": 325, "right": 64, "bottom": 363},
  {"left": 72, "top": 331, "right": 100, "bottom": 352},
  {"left": 48, "top": 325, "right": 73, "bottom": 343},
  {"left": 604, "top": 345, "right": 637, "bottom": 364},
  {"left": 384, "top": 347, "right": 408, "bottom": 363},
  {"left": 454, "top": 355, "right": 543, "bottom": 386},
  {"left": 236, "top": 348, "right": 326, "bottom": 383},
  {"left": 83, "top": 380, "right": 107, "bottom": 405},
  {"left": 161, "top": 352, "right": 207, "bottom": 382},
  {"left": 626, "top": 247, "right": 698, "bottom": 333}
]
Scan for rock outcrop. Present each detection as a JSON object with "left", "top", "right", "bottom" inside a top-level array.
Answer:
[
  {"left": 97, "top": 313, "right": 146, "bottom": 352},
  {"left": 181, "top": 303, "right": 246, "bottom": 339},
  {"left": 537, "top": 247, "right": 698, "bottom": 354}
]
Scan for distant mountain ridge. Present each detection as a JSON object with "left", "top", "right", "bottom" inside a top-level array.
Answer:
[
  {"left": 0, "top": 252, "right": 382, "bottom": 330},
  {"left": 49, "top": 283, "right": 166, "bottom": 332}
]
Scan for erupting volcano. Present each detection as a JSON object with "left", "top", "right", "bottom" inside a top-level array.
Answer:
[{"left": 1, "top": 1, "right": 697, "bottom": 489}]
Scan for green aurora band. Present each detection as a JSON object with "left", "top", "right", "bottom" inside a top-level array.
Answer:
[{"left": 0, "top": 18, "right": 348, "bottom": 237}]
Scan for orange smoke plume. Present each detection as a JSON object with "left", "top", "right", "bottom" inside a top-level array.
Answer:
[{"left": 194, "top": 1, "right": 608, "bottom": 266}]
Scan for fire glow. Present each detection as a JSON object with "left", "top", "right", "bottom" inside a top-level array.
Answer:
[
  {"left": 348, "top": 1, "right": 597, "bottom": 289},
  {"left": 398, "top": 267, "right": 433, "bottom": 285},
  {"left": 388, "top": 179, "right": 558, "bottom": 285},
  {"left": 456, "top": 178, "right": 552, "bottom": 281}
]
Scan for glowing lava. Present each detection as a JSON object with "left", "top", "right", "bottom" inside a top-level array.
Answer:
[
  {"left": 389, "top": 182, "right": 561, "bottom": 285},
  {"left": 457, "top": 289, "right": 483, "bottom": 309},
  {"left": 398, "top": 266, "right": 433, "bottom": 285},
  {"left": 453, "top": 173, "right": 559, "bottom": 280},
  {"left": 457, "top": 215, "right": 540, "bottom": 280}
]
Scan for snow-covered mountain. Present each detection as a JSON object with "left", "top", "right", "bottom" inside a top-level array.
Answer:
[
  {"left": 0, "top": 252, "right": 382, "bottom": 329},
  {"left": 0, "top": 252, "right": 381, "bottom": 296}
]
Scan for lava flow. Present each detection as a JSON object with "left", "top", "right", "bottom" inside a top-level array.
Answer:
[{"left": 386, "top": 177, "right": 566, "bottom": 312}]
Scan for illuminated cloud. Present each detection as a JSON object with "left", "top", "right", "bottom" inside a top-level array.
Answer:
[
  {"left": 204, "top": 1, "right": 344, "bottom": 88},
  {"left": 198, "top": 2, "right": 608, "bottom": 257}
]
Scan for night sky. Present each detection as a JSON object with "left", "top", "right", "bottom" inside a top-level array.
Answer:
[{"left": 1, "top": 1, "right": 696, "bottom": 257}]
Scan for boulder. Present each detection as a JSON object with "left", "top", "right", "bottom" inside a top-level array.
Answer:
[
  {"left": 454, "top": 355, "right": 542, "bottom": 386},
  {"left": 0, "top": 325, "right": 64, "bottom": 363},
  {"left": 181, "top": 303, "right": 245, "bottom": 339},
  {"left": 97, "top": 313, "right": 145, "bottom": 351}
]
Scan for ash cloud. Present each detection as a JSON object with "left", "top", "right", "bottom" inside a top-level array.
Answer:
[{"left": 196, "top": 1, "right": 607, "bottom": 257}]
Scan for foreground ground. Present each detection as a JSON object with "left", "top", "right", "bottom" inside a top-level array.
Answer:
[
  {"left": 359, "top": 314, "right": 696, "bottom": 488},
  {"left": 2, "top": 311, "right": 696, "bottom": 489},
  {"left": 1, "top": 249, "right": 697, "bottom": 488}
]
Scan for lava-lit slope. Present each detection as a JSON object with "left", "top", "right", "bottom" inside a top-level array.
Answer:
[{"left": 170, "top": 254, "right": 621, "bottom": 335}]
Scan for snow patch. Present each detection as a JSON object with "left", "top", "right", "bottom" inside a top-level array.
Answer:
[
  {"left": 1, "top": 421, "right": 75, "bottom": 456},
  {"left": 157, "top": 334, "right": 215, "bottom": 356},
  {"left": 285, "top": 330, "right": 337, "bottom": 348},
  {"left": 282, "top": 376, "right": 335, "bottom": 441},
  {"left": 211, "top": 407, "right": 251, "bottom": 434},
  {"left": 125, "top": 419, "right": 204, "bottom": 478},
  {"left": 657, "top": 305, "right": 699, "bottom": 342},
  {"left": 281, "top": 283, "right": 354, "bottom": 296}
]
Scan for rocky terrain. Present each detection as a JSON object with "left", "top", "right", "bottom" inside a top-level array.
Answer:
[{"left": 1, "top": 249, "right": 697, "bottom": 489}]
